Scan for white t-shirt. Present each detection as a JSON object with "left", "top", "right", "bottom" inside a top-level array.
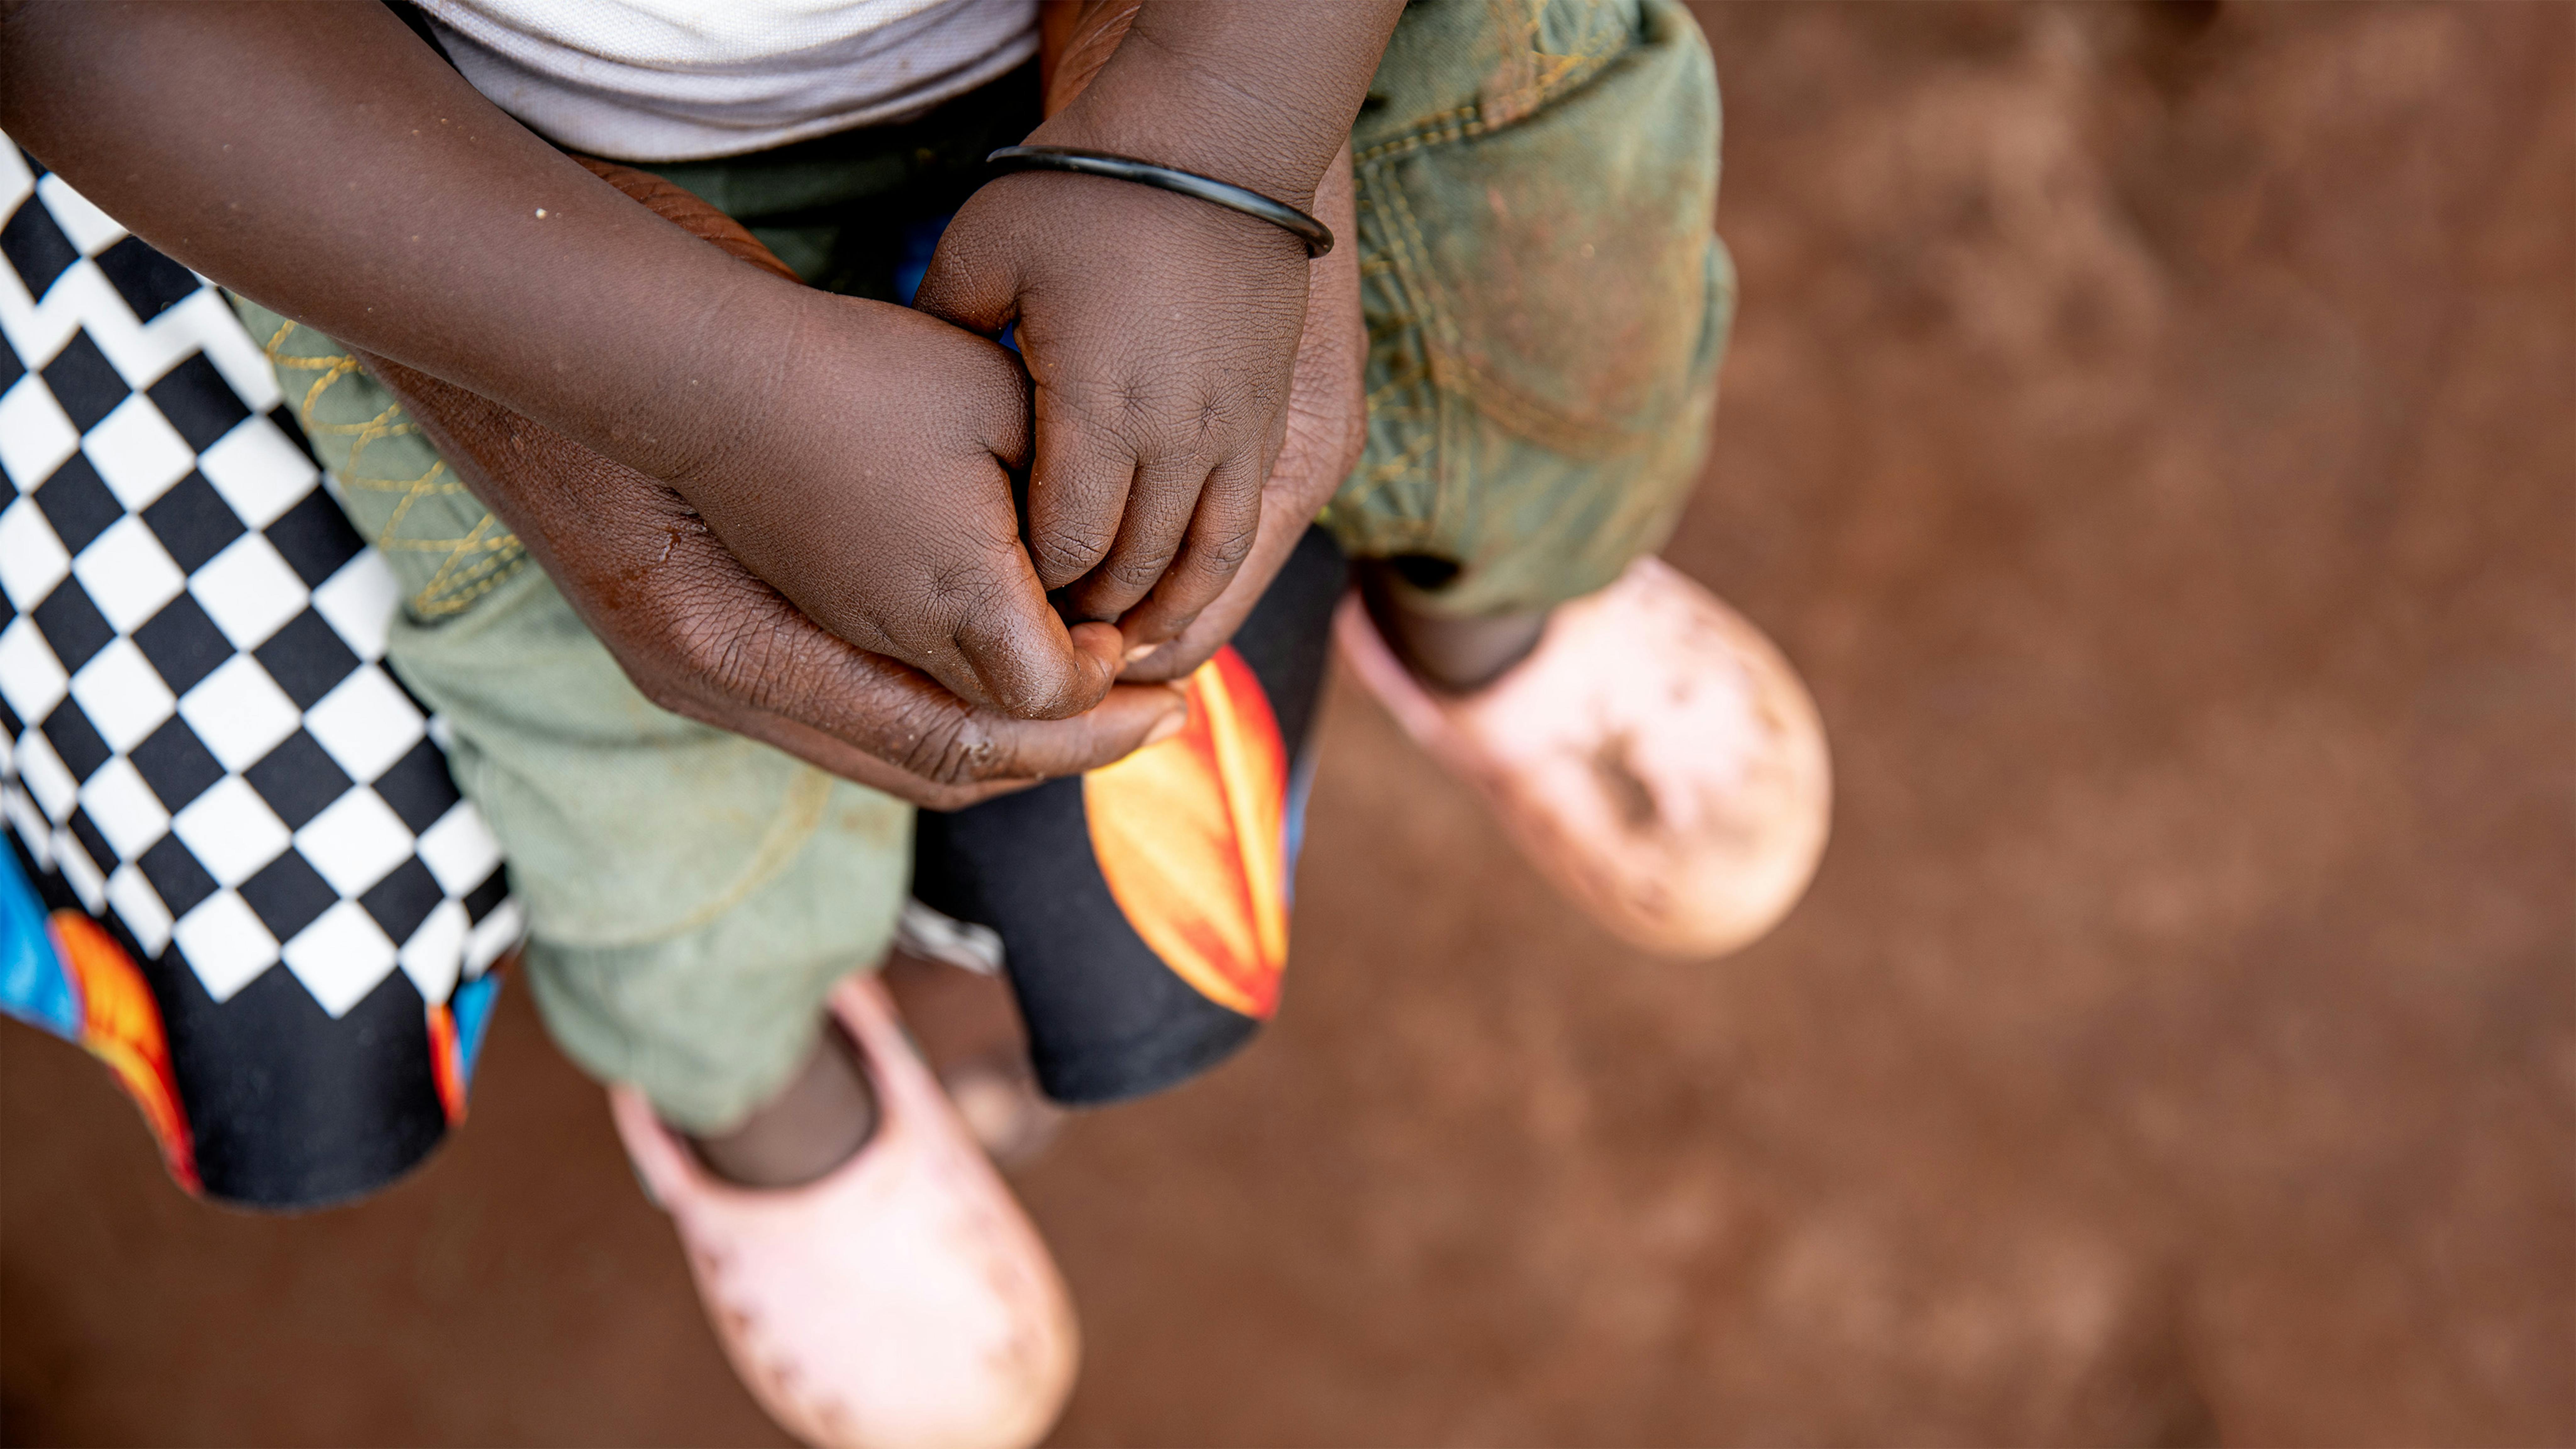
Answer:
[{"left": 416, "top": 0, "right": 1038, "bottom": 163}]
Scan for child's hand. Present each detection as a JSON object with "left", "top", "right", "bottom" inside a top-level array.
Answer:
[
  {"left": 664, "top": 284, "right": 1131, "bottom": 720},
  {"left": 916, "top": 164, "right": 1307, "bottom": 647},
  {"left": 2, "top": 2, "right": 1124, "bottom": 723},
  {"left": 1116, "top": 143, "right": 1365, "bottom": 685},
  {"left": 353, "top": 342, "right": 1187, "bottom": 808},
  {"left": 913, "top": 0, "right": 1403, "bottom": 652}
]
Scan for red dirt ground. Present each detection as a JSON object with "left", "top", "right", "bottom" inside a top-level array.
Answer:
[{"left": 5, "top": 3, "right": 2570, "bottom": 1443}]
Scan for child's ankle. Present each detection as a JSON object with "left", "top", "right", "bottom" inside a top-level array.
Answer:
[
  {"left": 685, "top": 1019, "right": 879, "bottom": 1189},
  {"left": 1358, "top": 561, "right": 1548, "bottom": 693}
]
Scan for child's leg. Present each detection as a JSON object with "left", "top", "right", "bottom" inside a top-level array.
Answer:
[
  {"left": 1326, "top": 0, "right": 1831, "bottom": 955},
  {"left": 240, "top": 299, "right": 910, "bottom": 1156},
  {"left": 690, "top": 1017, "right": 876, "bottom": 1187},
  {"left": 240, "top": 303, "right": 1078, "bottom": 1447},
  {"left": 1331, "top": 0, "right": 1735, "bottom": 645},
  {"left": 1356, "top": 561, "right": 1548, "bottom": 691}
]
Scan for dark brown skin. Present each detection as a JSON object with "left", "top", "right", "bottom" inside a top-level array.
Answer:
[
  {"left": 0, "top": 2, "right": 1121, "bottom": 717},
  {"left": 1021, "top": 0, "right": 1372, "bottom": 686},
  {"left": 356, "top": 339, "right": 1191, "bottom": 808},
  {"left": 0, "top": 0, "right": 1382, "bottom": 802},
  {"left": 915, "top": 0, "right": 1402, "bottom": 645}
]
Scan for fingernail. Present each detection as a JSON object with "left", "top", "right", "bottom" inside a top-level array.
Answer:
[
  {"left": 1143, "top": 709, "right": 1186, "bottom": 746},
  {"left": 1124, "top": 641, "right": 1162, "bottom": 664}
]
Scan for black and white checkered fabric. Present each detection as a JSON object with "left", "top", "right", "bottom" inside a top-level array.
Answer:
[{"left": 0, "top": 142, "right": 518, "bottom": 1018}]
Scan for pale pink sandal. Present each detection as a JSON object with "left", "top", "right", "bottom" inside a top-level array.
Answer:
[
  {"left": 611, "top": 975, "right": 1079, "bottom": 1449},
  {"left": 1336, "top": 558, "right": 1832, "bottom": 958}
]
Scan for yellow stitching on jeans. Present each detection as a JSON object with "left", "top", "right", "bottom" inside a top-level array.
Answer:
[
  {"left": 1366, "top": 347, "right": 1435, "bottom": 409},
  {"left": 255, "top": 315, "right": 531, "bottom": 618},
  {"left": 261, "top": 328, "right": 410, "bottom": 442},
  {"left": 1356, "top": 175, "right": 1449, "bottom": 515},
  {"left": 370, "top": 459, "right": 450, "bottom": 543},
  {"left": 1382, "top": 175, "right": 1482, "bottom": 536},
  {"left": 1383, "top": 174, "right": 1463, "bottom": 361},
  {"left": 412, "top": 558, "right": 527, "bottom": 617},
  {"left": 410, "top": 509, "right": 511, "bottom": 611},
  {"left": 1363, "top": 428, "right": 1437, "bottom": 486},
  {"left": 413, "top": 547, "right": 528, "bottom": 618}
]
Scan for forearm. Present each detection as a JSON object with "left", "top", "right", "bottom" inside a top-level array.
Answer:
[
  {"left": 1027, "top": 0, "right": 1403, "bottom": 206},
  {"left": 0, "top": 1, "right": 786, "bottom": 484}
]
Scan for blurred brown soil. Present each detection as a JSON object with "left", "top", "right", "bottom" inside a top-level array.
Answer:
[{"left": 5, "top": 3, "right": 2571, "bottom": 1444}]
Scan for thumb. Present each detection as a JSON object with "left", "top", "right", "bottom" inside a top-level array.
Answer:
[
  {"left": 973, "top": 680, "right": 1191, "bottom": 783},
  {"left": 911, "top": 199, "right": 1024, "bottom": 337}
]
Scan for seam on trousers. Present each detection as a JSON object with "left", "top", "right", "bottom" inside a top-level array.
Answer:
[
  {"left": 1353, "top": 0, "right": 1633, "bottom": 166},
  {"left": 1340, "top": 177, "right": 1442, "bottom": 556},
  {"left": 1374, "top": 168, "right": 1473, "bottom": 549},
  {"left": 566, "top": 766, "right": 838, "bottom": 950}
]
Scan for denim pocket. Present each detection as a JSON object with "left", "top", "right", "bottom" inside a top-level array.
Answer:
[{"left": 1332, "top": 0, "right": 1732, "bottom": 615}]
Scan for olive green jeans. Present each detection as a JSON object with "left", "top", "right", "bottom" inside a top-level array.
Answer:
[{"left": 236, "top": 0, "right": 1732, "bottom": 1131}]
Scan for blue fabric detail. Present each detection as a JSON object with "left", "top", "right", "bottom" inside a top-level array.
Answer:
[
  {"left": 1281, "top": 738, "right": 1322, "bottom": 910},
  {"left": 0, "top": 845, "right": 81, "bottom": 1040},
  {"left": 897, "top": 214, "right": 1015, "bottom": 352},
  {"left": 893, "top": 214, "right": 948, "bottom": 308},
  {"left": 448, "top": 972, "right": 502, "bottom": 1088}
]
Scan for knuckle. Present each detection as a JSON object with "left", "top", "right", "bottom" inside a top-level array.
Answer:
[
  {"left": 922, "top": 558, "right": 994, "bottom": 613},
  {"left": 1113, "top": 376, "right": 1153, "bottom": 422},
  {"left": 663, "top": 608, "right": 805, "bottom": 715},
  {"left": 1105, "top": 545, "right": 1180, "bottom": 591},
  {"left": 663, "top": 610, "right": 750, "bottom": 690},
  {"left": 1195, "top": 520, "right": 1259, "bottom": 574},
  {"left": 892, "top": 709, "right": 1005, "bottom": 786},
  {"left": 905, "top": 561, "right": 1015, "bottom": 650},
  {"left": 1030, "top": 521, "right": 1115, "bottom": 576}
]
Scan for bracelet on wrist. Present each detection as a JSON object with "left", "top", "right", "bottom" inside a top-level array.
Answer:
[{"left": 984, "top": 145, "right": 1333, "bottom": 258}]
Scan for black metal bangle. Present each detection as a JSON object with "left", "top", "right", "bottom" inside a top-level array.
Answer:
[{"left": 985, "top": 145, "right": 1334, "bottom": 258}]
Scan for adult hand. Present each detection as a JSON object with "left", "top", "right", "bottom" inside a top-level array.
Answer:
[
  {"left": 2, "top": 1, "right": 1122, "bottom": 722},
  {"left": 357, "top": 343, "right": 1186, "bottom": 811},
  {"left": 349, "top": 161, "right": 1187, "bottom": 809}
]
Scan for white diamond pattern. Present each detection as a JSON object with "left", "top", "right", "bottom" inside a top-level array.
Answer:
[{"left": 0, "top": 142, "right": 517, "bottom": 1026}]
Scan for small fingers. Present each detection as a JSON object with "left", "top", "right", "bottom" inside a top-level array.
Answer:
[
  {"left": 1108, "top": 445, "right": 1268, "bottom": 648},
  {"left": 822, "top": 453, "right": 1118, "bottom": 718},
  {"left": 1024, "top": 396, "right": 1140, "bottom": 591},
  {"left": 1059, "top": 446, "right": 1209, "bottom": 623}
]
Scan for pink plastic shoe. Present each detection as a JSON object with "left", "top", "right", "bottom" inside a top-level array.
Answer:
[
  {"left": 1336, "top": 558, "right": 1832, "bottom": 958},
  {"left": 612, "top": 976, "right": 1080, "bottom": 1449}
]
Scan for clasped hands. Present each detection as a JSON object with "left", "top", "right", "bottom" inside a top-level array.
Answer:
[{"left": 367, "top": 27, "right": 1363, "bottom": 810}]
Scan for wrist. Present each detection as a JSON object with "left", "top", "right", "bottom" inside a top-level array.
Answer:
[
  {"left": 1030, "top": 83, "right": 1324, "bottom": 209},
  {"left": 636, "top": 276, "right": 857, "bottom": 507},
  {"left": 1024, "top": 1, "right": 1400, "bottom": 207}
]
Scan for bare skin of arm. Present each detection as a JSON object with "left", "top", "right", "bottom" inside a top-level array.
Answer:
[
  {"left": 0, "top": 1, "right": 1368, "bottom": 799},
  {"left": 0, "top": 0, "right": 1123, "bottom": 723},
  {"left": 342, "top": 10, "right": 1363, "bottom": 795}
]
